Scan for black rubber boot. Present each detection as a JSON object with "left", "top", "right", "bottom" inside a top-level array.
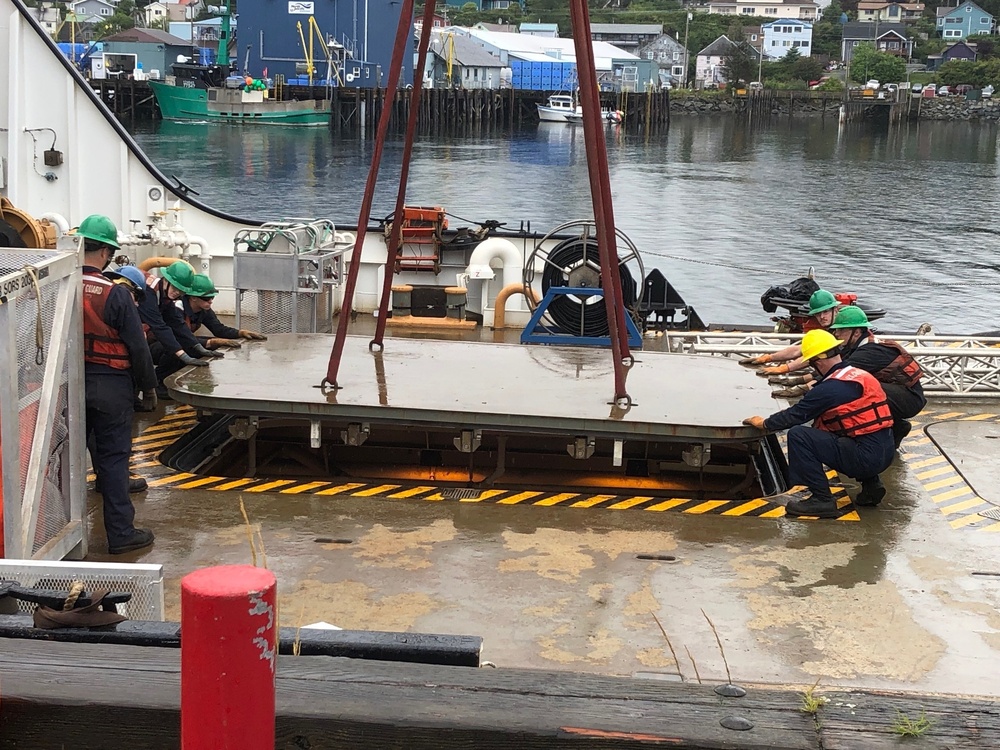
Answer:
[
  {"left": 95, "top": 475, "right": 148, "bottom": 494},
  {"left": 855, "top": 476, "right": 886, "bottom": 507},
  {"left": 785, "top": 493, "right": 840, "bottom": 519},
  {"left": 108, "top": 528, "right": 155, "bottom": 555}
]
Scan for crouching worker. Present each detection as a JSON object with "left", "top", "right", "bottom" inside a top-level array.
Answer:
[
  {"left": 184, "top": 274, "right": 268, "bottom": 349},
  {"left": 742, "top": 329, "right": 895, "bottom": 517},
  {"left": 740, "top": 290, "right": 841, "bottom": 376},
  {"left": 830, "top": 306, "right": 925, "bottom": 451}
]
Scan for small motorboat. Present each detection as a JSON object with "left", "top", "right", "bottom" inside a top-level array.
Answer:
[{"left": 536, "top": 95, "right": 582, "bottom": 123}]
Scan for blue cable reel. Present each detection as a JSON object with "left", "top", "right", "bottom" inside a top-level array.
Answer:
[{"left": 521, "top": 220, "right": 644, "bottom": 348}]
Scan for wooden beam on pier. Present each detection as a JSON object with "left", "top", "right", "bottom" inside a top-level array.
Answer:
[{"left": 1, "top": 638, "right": 998, "bottom": 749}]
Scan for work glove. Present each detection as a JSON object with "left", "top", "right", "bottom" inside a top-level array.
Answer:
[
  {"left": 193, "top": 343, "right": 225, "bottom": 359},
  {"left": 772, "top": 384, "right": 812, "bottom": 400},
  {"left": 742, "top": 416, "right": 767, "bottom": 430},
  {"left": 207, "top": 337, "right": 242, "bottom": 350},
  {"left": 238, "top": 329, "right": 268, "bottom": 341},
  {"left": 738, "top": 354, "right": 772, "bottom": 368},
  {"left": 178, "top": 352, "right": 209, "bottom": 367},
  {"left": 138, "top": 390, "right": 158, "bottom": 412},
  {"left": 768, "top": 373, "right": 812, "bottom": 386},
  {"left": 757, "top": 364, "right": 790, "bottom": 377}
]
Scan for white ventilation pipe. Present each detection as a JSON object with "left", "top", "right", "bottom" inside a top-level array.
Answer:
[{"left": 465, "top": 237, "right": 522, "bottom": 296}]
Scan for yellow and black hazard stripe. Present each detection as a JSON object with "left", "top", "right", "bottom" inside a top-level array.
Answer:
[
  {"left": 99, "top": 405, "right": 859, "bottom": 521},
  {"left": 902, "top": 408, "right": 1000, "bottom": 532}
]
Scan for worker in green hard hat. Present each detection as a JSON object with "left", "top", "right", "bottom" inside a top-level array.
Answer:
[
  {"left": 742, "top": 329, "right": 895, "bottom": 519},
  {"left": 831, "top": 306, "right": 926, "bottom": 494},
  {"left": 138, "top": 260, "right": 224, "bottom": 398},
  {"left": 183, "top": 273, "right": 268, "bottom": 350},
  {"left": 740, "top": 289, "right": 841, "bottom": 375},
  {"left": 78, "top": 214, "right": 157, "bottom": 554}
]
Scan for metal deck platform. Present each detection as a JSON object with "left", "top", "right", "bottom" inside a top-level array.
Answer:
[{"left": 167, "top": 334, "right": 776, "bottom": 443}]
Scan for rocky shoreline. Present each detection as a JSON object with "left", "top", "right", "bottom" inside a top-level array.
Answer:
[{"left": 669, "top": 93, "right": 1000, "bottom": 121}]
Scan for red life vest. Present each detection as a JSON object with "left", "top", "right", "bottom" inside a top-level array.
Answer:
[
  {"left": 874, "top": 339, "right": 922, "bottom": 388},
  {"left": 82, "top": 272, "right": 130, "bottom": 370},
  {"left": 814, "top": 365, "right": 893, "bottom": 437}
]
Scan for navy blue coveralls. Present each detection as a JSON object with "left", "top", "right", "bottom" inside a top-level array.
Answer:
[
  {"left": 83, "top": 267, "right": 156, "bottom": 547},
  {"left": 184, "top": 297, "right": 240, "bottom": 343},
  {"left": 764, "top": 362, "right": 895, "bottom": 500},
  {"left": 137, "top": 277, "right": 202, "bottom": 385}
]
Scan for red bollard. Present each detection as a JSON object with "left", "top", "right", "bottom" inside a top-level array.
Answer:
[{"left": 181, "top": 565, "right": 278, "bottom": 750}]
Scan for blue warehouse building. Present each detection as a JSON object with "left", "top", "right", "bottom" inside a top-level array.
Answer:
[{"left": 235, "top": 0, "right": 413, "bottom": 87}]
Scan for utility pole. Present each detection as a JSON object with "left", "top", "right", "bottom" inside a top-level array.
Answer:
[{"left": 683, "top": 11, "right": 692, "bottom": 88}]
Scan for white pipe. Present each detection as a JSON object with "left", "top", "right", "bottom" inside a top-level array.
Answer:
[
  {"left": 466, "top": 237, "right": 522, "bottom": 296},
  {"left": 184, "top": 235, "right": 211, "bottom": 277},
  {"left": 39, "top": 212, "right": 70, "bottom": 235}
]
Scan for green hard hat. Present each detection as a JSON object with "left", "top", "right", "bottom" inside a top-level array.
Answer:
[
  {"left": 807, "top": 289, "right": 838, "bottom": 315},
  {"left": 189, "top": 273, "right": 218, "bottom": 299},
  {"left": 76, "top": 214, "right": 120, "bottom": 249},
  {"left": 160, "top": 261, "right": 195, "bottom": 294},
  {"left": 830, "top": 306, "right": 870, "bottom": 329}
]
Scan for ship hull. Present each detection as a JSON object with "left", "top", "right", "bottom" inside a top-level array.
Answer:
[{"left": 148, "top": 81, "right": 331, "bottom": 126}]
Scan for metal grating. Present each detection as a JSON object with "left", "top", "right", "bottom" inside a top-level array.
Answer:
[
  {"left": 979, "top": 507, "right": 1000, "bottom": 521},
  {"left": 240, "top": 289, "right": 330, "bottom": 334},
  {"left": 0, "top": 560, "right": 165, "bottom": 620},
  {"left": 440, "top": 488, "right": 481, "bottom": 500}
]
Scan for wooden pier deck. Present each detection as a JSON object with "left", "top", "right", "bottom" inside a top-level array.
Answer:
[{"left": 2, "top": 638, "right": 998, "bottom": 748}]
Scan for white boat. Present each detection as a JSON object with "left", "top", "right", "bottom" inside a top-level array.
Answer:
[
  {"left": 536, "top": 94, "right": 623, "bottom": 124},
  {"left": 536, "top": 95, "right": 583, "bottom": 123}
]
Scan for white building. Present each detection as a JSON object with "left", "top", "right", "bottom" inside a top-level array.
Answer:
[
  {"left": 707, "top": 0, "right": 821, "bottom": 21},
  {"left": 459, "top": 27, "right": 637, "bottom": 72},
  {"left": 761, "top": 19, "right": 813, "bottom": 59}
]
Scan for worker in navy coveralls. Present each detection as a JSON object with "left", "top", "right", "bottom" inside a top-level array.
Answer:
[
  {"left": 137, "top": 260, "right": 222, "bottom": 395},
  {"left": 79, "top": 215, "right": 157, "bottom": 554},
  {"left": 742, "top": 329, "right": 895, "bottom": 519}
]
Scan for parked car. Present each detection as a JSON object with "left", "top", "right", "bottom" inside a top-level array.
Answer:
[
  {"left": 984, "top": 85, "right": 995, "bottom": 99},
  {"left": 911, "top": 83, "right": 923, "bottom": 96},
  {"left": 865, "top": 79, "right": 880, "bottom": 90},
  {"left": 884, "top": 83, "right": 899, "bottom": 96},
  {"left": 954, "top": 84, "right": 973, "bottom": 96},
  {"left": 937, "top": 85, "right": 951, "bottom": 97}
]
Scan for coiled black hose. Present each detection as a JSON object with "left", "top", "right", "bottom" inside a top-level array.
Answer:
[{"left": 540, "top": 238, "right": 638, "bottom": 337}]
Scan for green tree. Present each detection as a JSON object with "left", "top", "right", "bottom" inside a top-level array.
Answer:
[
  {"left": 812, "top": 2, "right": 846, "bottom": 59},
  {"left": 966, "top": 34, "right": 996, "bottom": 59},
  {"left": 451, "top": 2, "right": 480, "bottom": 26},
  {"left": 97, "top": 0, "right": 135, "bottom": 36},
  {"left": 721, "top": 28, "right": 757, "bottom": 86},
  {"left": 849, "top": 42, "right": 905, "bottom": 83},
  {"left": 792, "top": 54, "right": 824, "bottom": 82}
]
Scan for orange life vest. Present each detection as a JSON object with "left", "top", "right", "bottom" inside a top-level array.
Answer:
[
  {"left": 814, "top": 365, "right": 893, "bottom": 437},
  {"left": 874, "top": 339, "right": 922, "bottom": 388},
  {"left": 82, "top": 272, "right": 130, "bottom": 370}
]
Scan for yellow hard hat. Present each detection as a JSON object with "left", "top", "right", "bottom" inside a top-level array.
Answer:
[{"left": 801, "top": 329, "right": 841, "bottom": 361}]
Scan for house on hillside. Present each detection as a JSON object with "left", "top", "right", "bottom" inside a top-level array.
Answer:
[
  {"left": 695, "top": 35, "right": 760, "bottom": 88},
  {"left": 589, "top": 24, "right": 664, "bottom": 54},
  {"left": 424, "top": 29, "right": 505, "bottom": 89},
  {"left": 743, "top": 25, "right": 763, "bottom": 58},
  {"left": 840, "top": 21, "right": 913, "bottom": 62},
  {"left": 474, "top": 22, "right": 518, "bottom": 33},
  {"left": 637, "top": 33, "right": 687, "bottom": 66},
  {"left": 857, "top": 2, "right": 924, "bottom": 23},
  {"left": 925, "top": 40, "right": 977, "bottom": 69},
  {"left": 762, "top": 19, "right": 813, "bottom": 60},
  {"left": 519, "top": 22, "right": 559, "bottom": 37},
  {"left": 28, "top": 2, "right": 61, "bottom": 37},
  {"left": 706, "top": 0, "right": 820, "bottom": 21},
  {"left": 936, "top": 1, "right": 994, "bottom": 40},
  {"left": 68, "top": 0, "right": 114, "bottom": 22}
]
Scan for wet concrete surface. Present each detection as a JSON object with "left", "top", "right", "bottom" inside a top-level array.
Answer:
[
  {"left": 927, "top": 419, "right": 1000, "bottom": 506},
  {"left": 84, "top": 410, "right": 1000, "bottom": 698}
]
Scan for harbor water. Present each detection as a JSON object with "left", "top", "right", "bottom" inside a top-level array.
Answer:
[{"left": 131, "top": 117, "right": 1000, "bottom": 332}]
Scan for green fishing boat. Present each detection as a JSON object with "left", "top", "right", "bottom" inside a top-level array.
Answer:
[{"left": 148, "top": 0, "right": 330, "bottom": 127}]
